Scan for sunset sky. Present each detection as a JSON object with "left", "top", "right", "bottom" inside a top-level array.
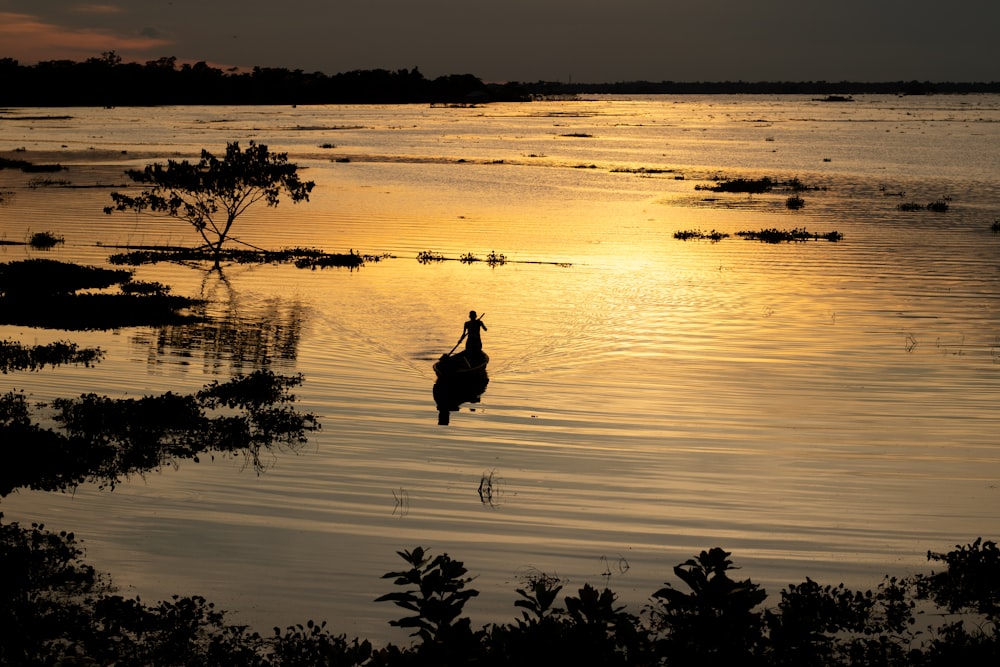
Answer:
[{"left": 1, "top": 1, "right": 997, "bottom": 82}]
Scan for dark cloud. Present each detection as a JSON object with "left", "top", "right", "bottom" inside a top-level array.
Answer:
[{"left": 2, "top": 0, "right": 998, "bottom": 81}]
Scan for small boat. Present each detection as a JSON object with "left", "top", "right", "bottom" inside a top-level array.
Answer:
[{"left": 433, "top": 349, "right": 489, "bottom": 378}]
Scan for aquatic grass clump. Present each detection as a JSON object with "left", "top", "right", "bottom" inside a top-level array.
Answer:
[
  {"left": 0, "top": 156, "right": 65, "bottom": 173},
  {"left": 1, "top": 339, "right": 103, "bottom": 373},
  {"left": 785, "top": 195, "right": 805, "bottom": 209},
  {"left": 107, "top": 246, "right": 369, "bottom": 269},
  {"left": 674, "top": 229, "right": 730, "bottom": 242},
  {"left": 610, "top": 166, "right": 677, "bottom": 175},
  {"left": 0, "top": 259, "right": 202, "bottom": 329},
  {"left": 0, "top": 370, "right": 319, "bottom": 495},
  {"left": 485, "top": 250, "right": 507, "bottom": 266},
  {"left": 459, "top": 251, "right": 507, "bottom": 266},
  {"left": 119, "top": 280, "right": 170, "bottom": 296},
  {"left": 29, "top": 231, "right": 65, "bottom": 248},
  {"left": 736, "top": 228, "right": 843, "bottom": 243},
  {"left": 898, "top": 200, "right": 950, "bottom": 212},
  {"left": 417, "top": 250, "right": 446, "bottom": 263},
  {"left": 0, "top": 258, "right": 132, "bottom": 298},
  {"left": 696, "top": 177, "right": 774, "bottom": 195},
  {"left": 28, "top": 177, "right": 72, "bottom": 188}
]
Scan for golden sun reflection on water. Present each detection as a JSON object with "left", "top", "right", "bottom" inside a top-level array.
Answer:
[{"left": 1, "top": 97, "right": 999, "bottom": 642}]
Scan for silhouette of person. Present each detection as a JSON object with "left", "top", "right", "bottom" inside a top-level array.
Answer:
[{"left": 461, "top": 310, "right": 487, "bottom": 353}]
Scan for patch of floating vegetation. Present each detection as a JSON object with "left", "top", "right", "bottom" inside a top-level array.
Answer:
[
  {"left": 898, "top": 200, "right": 950, "bottom": 212},
  {"left": 0, "top": 369, "right": 319, "bottom": 496},
  {"left": 460, "top": 251, "right": 507, "bottom": 266},
  {"left": 786, "top": 195, "right": 805, "bottom": 209},
  {"left": 695, "top": 176, "right": 824, "bottom": 195},
  {"left": 611, "top": 166, "right": 682, "bottom": 178},
  {"left": 28, "top": 177, "right": 72, "bottom": 188},
  {"left": 0, "top": 258, "right": 203, "bottom": 329},
  {"left": 736, "top": 228, "right": 844, "bottom": 243},
  {"left": 417, "top": 250, "right": 446, "bottom": 263},
  {"left": 674, "top": 230, "right": 730, "bottom": 242},
  {"left": 696, "top": 176, "right": 775, "bottom": 194},
  {"left": 29, "top": 231, "right": 64, "bottom": 248},
  {"left": 0, "top": 156, "right": 66, "bottom": 173},
  {"left": 675, "top": 228, "right": 842, "bottom": 243},
  {"left": 559, "top": 132, "right": 594, "bottom": 138},
  {"left": 105, "top": 246, "right": 385, "bottom": 269},
  {"left": 0, "top": 231, "right": 65, "bottom": 248},
  {"left": 417, "top": 250, "right": 569, "bottom": 267},
  {"left": 1, "top": 339, "right": 104, "bottom": 374}
]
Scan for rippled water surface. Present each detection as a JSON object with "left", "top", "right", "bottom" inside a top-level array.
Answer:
[{"left": 2, "top": 95, "right": 999, "bottom": 642}]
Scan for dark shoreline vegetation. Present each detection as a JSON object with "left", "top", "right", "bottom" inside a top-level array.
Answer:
[
  {"left": 1, "top": 52, "right": 998, "bottom": 106},
  {"left": 1, "top": 516, "right": 997, "bottom": 665},
  {"left": 0, "top": 259, "right": 203, "bottom": 329}
]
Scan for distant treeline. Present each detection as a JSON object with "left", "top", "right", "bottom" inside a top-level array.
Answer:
[{"left": 1, "top": 53, "right": 998, "bottom": 106}]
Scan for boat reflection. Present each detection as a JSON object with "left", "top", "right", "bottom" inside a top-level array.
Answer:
[{"left": 432, "top": 350, "right": 489, "bottom": 425}]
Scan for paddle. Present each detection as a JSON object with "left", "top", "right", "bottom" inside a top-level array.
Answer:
[{"left": 445, "top": 312, "right": 485, "bottom": 356}]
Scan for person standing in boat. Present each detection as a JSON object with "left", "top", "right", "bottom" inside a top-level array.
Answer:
[{"left": 460, "top": 311, "right": 487, "bottom": 353}]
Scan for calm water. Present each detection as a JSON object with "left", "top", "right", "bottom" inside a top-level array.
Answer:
[{"left": 2, "top": 95, "right": 999, "bottom": 643}]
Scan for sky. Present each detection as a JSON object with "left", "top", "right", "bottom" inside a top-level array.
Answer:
[{"left": 1, "top": 1, "right": 998, "bottom": 83}]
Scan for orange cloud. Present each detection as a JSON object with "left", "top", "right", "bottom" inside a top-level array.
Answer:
[{"left": 0, "top": 11, "right": 172, "bottom": 63}]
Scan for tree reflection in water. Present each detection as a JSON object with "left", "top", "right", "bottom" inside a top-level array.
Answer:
[{"left": 131, "top": 268, "right": 304, "bottom": 372}]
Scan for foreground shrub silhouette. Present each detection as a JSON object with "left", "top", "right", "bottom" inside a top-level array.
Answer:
[
  {"left": 1, "top": 526, "right": 998, "bottom": 665},
  {"left": 646, "top": 547, "right": 766, "bottom": 665}
]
